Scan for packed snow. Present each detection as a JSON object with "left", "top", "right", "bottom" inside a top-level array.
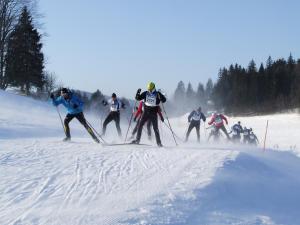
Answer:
[{"left": 1, "top": 90, "right": 300, "bottom": 225}]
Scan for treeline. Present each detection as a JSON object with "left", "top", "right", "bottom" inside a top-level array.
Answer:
[
  {"left": 168, "top": 79, "right": 214, "bottom": 115},
  {"left": 212, "top": 55, "right": 300, "bottom": 114},
  {"left": 0, "top": 0, "right": 55, "bottom": 97}
]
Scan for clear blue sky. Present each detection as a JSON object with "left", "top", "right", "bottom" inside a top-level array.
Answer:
[{"left": 39, "top": 0, "right": 300, "bottom": 98}]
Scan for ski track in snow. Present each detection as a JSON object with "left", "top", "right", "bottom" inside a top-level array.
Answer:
[
  {"left": 0, "top": 139, "right": 235, "bottom": 225},
  {"left": 1, "top": 91, "right": 300, "bottom": 225}
]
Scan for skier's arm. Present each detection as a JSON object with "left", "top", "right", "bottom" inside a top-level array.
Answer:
[
  {"left": 102, "top": 99, "right": 108, "bottom": 106},
  {"left": 208, "top": 116, "right": 214, "bottom": 125},
  {"left": 201, "top": 113, "right": 206, "bottom": 122},
  {"left": 157, "top": 91, "right": 166, "bottom": 103},
  {"left": 52, "top": 96, "right": 63, "bottom": 107},
  {"left": 221, "top": 114, "right": 228, "bottom": 125},
  {"left": 135, "top": 89, "right": 146, "bottom": 101},
  {"left": 188, "top": 111, "right": 193, "bottom": 122},
  {"left": 158, "top": 107, "right": 164, "bottom": 121}
]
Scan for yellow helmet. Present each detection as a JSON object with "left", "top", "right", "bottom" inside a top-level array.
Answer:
[{"left": 147, "top": 82, "right": 155, "bottom": 92}]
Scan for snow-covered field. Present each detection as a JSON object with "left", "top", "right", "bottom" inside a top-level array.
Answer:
[{"left": 1, "top": 90, "right": 300, "bottom": 225}]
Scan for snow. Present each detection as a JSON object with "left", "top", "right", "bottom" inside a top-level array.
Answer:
[{"left": 1, "top": 90, "right": 300, "bottom": 225}]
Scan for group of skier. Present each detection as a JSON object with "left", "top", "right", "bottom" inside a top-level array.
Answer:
[
  {"left": 50, "top": 82, "right": 259, "bottom": 147},
  {"left": 184, "top": 110, "right": 259, "bottom": 145},
  {"left": 50, "top": 82, "right": 167, "bottom": 147}
]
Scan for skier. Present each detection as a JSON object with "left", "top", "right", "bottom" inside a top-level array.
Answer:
[
  {"left": 208, "top": 112, "right": 230, "bottom": 140},
  {"left": 249, "top": 129, "right": 259, "bottom": 146},
  {"left": 229, "top": 121, "right": 244, "bottom": 143},
  {"left": 243, "top": 127, "right": 251, "bottom": 144},
  {"left": 131, "top": 100, "right": 164, "bottom": 140},
  {"left": 131, "top": 82, "right": 166, "bottom": 147},
  {"left": 102, "top": 93, "right": 125, "bottom": 137},
  {"left": 185, "top": 107, "right": 206, "bottom": 142},
  {"left": 50, "top": 88, "right": 99, "bottom": 143},
  {"left": 243, "top": 127, "right": 259, "bottom": 145}
]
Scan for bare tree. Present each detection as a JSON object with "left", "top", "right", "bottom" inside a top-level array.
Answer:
[
  {"left": 43, "top": 71, "right": 57, "bottom": 95},
  {"left": 0, "top": 0, "right": 37, "bottom": 90}
]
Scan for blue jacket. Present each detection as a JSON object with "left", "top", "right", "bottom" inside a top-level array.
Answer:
[
  {"left": 52, "top": 93, "right": 84, "bottom": 115},
  {"left": 188, "top": 110, "right": 206, "bottom": 123}
]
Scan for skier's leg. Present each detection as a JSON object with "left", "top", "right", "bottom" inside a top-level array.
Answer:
[
  {"left": 114, "top": 112, "right": 122, "bottom": 137},
  {"left": 64, "top": 114, "right": 75, "bottom": 139},
  {"left": 76, "top": 112, "right": 99, "bottom": 143},
  {"left": 220, "top": 125, "right": 230, "bottom": 139},
  {"left": 185, "top": 122, "right": 194, "bottom": 142},
  {"left": 132, "top": 118, "right": 140, "bottom": 136},
  {"left": 196, "top": 123, "right": 200, "bottom": 142},
  {"left": 151, "top": 114, "right": 162, "bottom": 146},
  {"left": 134, "top": 113, "right": 148, "bottom": 143},
  {"left": 147, "top": 120, "right": 152, "bottom": 139},
  {"left": 102, "top": 113, "right": 114, "bottom": 135}
]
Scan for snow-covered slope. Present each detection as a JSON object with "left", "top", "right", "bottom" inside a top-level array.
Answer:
[{"left": 1, "top": 90, "right": 300, "bottom": 225}]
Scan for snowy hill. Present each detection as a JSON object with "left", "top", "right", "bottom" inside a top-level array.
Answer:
[{"left": 1, "top": 90, "right": 300, "bottom": 225}]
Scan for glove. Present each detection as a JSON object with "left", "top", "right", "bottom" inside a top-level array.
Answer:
[
  {"left": 133, "top": 117, "right": 137, "bottom": 122},
  {"left": 73, "top": 104, "right": 78, "bottom": 109},
  {"left": 50, "top": 93, "right": 55, "bottom": 99},
  {"left": 136, "top": 88, "right": 141, "bottom": 98},
  {"left": 121, "top": 102, "right": 126, "bottom": 109},
  {"left": 161, "top": 117, "right": 164, "bottom": 122},
  {"left": 102, "top": 100, "right": 108, "bottom": 106},
  {"left": 188, "top": 119, "right": 191, "bottom": 123}
]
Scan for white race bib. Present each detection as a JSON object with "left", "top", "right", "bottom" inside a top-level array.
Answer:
[{"left": 145, "top": 92, "right": 157, "bottom": 107}]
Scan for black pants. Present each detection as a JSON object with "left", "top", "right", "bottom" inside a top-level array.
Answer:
[
  {"left": 186, "top": 120, "right": 200, "bottom": 142},
  {"left": 132, "top": 118, "right": 151, "bottom": 137},
  {"left": 136, "top": 111, "right": 161, "bottom": 145},
  {"left": 64, "top": 112, "right": 97, "bottom": 139},
  {"left": 102, "top": 111, "right": 121, "bottom": 136}
]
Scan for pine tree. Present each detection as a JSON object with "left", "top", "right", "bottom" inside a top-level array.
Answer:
[{"left": 5, "top": 6, "right": 44, "bottom": 95}]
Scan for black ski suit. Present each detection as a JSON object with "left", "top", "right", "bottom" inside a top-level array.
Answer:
[
  {"left": 185, "top": 110, "right": 206, "bottom": 142},
  {"left": 102, "top": 98, "right": 122, "bottom": 137},
  {"left": 134, "top": 90, "right": 166, "bottom": 145}
]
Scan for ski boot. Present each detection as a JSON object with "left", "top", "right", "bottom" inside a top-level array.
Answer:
[
  {"left": 63, "top": 137, "right": 71, "bottom": 142},
  {"left": 131, "top": 139, "right": 140, "bottom": 144},
  {"left": 157, "top": 143, "right": 163, "bottom": 147}
]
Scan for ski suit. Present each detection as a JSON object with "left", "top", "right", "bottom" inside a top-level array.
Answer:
[
  {"left": 230, "top": 123, "right": 243, "bottom": 142},
  {"left": 185, "top": 110, "right": 206, "bottom": 142},
  {"left": 52, "top": 92, "right": 98, "bottom": 141},
  {"left": 102, "top": 98, "right": 122, "bottom": 136},
  {"left": 132, "top": 101, "right": 164, "bottom": 138},
  {"left": 134, "top": 89, "right": 166, "bottom": 146},
  {"left": 208, "top": 114, "right": 230, "bottom": 139}
]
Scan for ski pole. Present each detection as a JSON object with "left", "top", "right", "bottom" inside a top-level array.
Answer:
[
  {"left": 263, "top": 120, "right": 269, "bottom": 151},
  {"left": 124, "top": 100, "right": 137, "bottom": 143},
  {"left": 160, "top": 102, "right": 178, "bottom": 146},
  {"left": 86, "top": 119, "right": 107, "bottom": 144},
  {"left": 56, "top": 106, "right": 66, "bottom": 136},
  {"left": 163, "top": 122, "right": 183, "bottom": 143}
]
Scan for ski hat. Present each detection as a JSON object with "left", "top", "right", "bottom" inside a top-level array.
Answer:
[
  {"left": 198, "top": 106, "right": 202, "bottom": 111},
  {"left": 147, "top": 82, "right": 155, "bottom": 92},
  {"left": 238, "top": 121, "right": 241, "bottom": 124},
  {"left": 112, "top": 93, "right": 117, "bottom": 98},
  {"left": 61, "top": 88, "right": 69, "bottom": 94}
]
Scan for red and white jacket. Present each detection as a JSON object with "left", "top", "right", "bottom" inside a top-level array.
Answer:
[{"left": 208, "top": 114, "right": 228, "bottom": 128}]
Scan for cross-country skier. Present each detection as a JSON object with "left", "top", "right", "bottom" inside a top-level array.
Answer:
[
  {"left": 102, "top": 93, "right": 125, "bottom": 137},
  {"left": 185, "top": 107, "right": 206, "bottom": 142},
  {"left": 229, "top": 121, "right": 244, "bottom": 143},
  {"left": 131, "top": 100, "right": 164, "bottom": 140},
  {"left": 243, "top": 127, "right": 259, "bottom": 145},
  {"left": 50, "top": 88, "right": 99, "bottom": 143},
  {"left": 208, "top": 113, "right": 230, "bottom": 140},
  {"left": 131, "top": 82, "right": 166, "bottom": 147}
]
